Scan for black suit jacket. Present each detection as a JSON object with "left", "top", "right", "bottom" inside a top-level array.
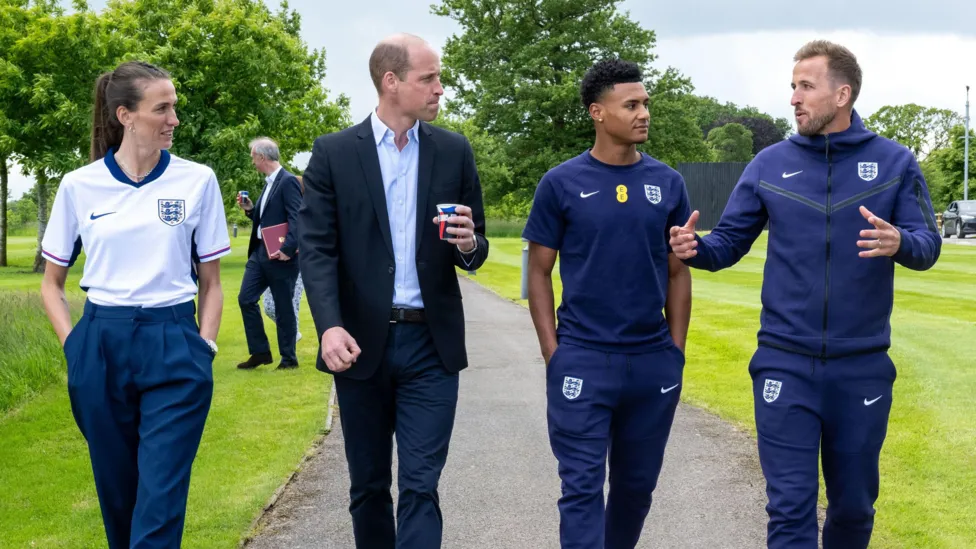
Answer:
[
  {"left": 298, "top": 116, "right": 489, "bottom": 379},
  {"left": 245, "top": 168, "right": 303, "bottom": 259}
]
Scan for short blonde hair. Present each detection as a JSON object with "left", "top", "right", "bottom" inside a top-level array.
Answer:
[{"left": 794, "top": 40, "right": 862, "bottom": 106}]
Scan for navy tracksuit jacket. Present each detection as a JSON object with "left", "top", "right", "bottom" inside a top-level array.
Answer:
[{"left": 686, "top": 110, "right": 940, "bottom": 548}]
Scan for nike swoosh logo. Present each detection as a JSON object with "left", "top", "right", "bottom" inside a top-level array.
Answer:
[
  {"left": 782, "top": 171, "right": 803, "bottom": 178},
  {"left": 90, "top": 212, "right": 116, "bottom": 220},
  {"left": 661, "top": 384, "right": 680, "bottom": 394},
  {"left": 580, "top": 191, "right": 600, "bottom": 198},
  {"left": 864, "top": 395, "right": 883, "bottom": 406}
]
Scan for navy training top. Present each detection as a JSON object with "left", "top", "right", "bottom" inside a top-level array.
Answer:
[{"left": 523, "top": 150, "right": 692, "bottom": 353}]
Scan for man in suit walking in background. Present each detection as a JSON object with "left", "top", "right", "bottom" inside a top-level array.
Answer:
[
  {"left": 236, "top": 137, "right": 303, "bottom": 370},
  {"left": 298, "top": 33, "right": 489, "bottom": 549}
]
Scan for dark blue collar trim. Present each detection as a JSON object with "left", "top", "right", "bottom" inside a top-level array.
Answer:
[{"left": 104, "top": 148, "right": 171, "bottom": 188}]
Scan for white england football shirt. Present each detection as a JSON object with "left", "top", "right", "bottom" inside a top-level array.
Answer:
[{"left": 42, "top": 149, "right": 232, "bottom": 307}]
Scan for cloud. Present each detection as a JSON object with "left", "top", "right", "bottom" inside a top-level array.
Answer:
[
  {"left": 626, "top": 0, "right": 976, "bottom": 38},
  {"left": 655, "top": 30, "right": 975, "bottom": 127}
]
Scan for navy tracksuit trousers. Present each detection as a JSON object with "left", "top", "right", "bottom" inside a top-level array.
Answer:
[
  {"left": 63, "top": 300, "right": 214, "bottom": 549},
  {"left": 546, "top": 342, "right": 684, "bottom": 549},
  {"left": 750, "top": 345, "right": 896, "bottom": 549}
]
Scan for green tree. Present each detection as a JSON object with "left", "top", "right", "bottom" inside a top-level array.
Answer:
[
  {"left": 102, "top": 0, "right": 351, "bottom": 214},
  {"left": 0, "top": 1, "right": 26, "bottom": 267},
  {"left": 920, "top": 152, "right": 949, "bottom": 212},
  {"left": 646, "top": 68, "right": 712, "bottom": 168},
  {"left": 432, "top": 0, "right": 709, "bottom": 210},
  {"left": 930, "top": 125, "right": 976, "bottom": 207},
  {"left": 685, "top": 94, "right": 792, "bottom": 149},
  {"left": 707, "top": 122, "right": 754, "bottom": 162},
  {"left": 430, "top": 107, "right": 515, "bottom": 217},
  {"left": 705, "top": 115, "right": 788, "bottom": 155},
  {"left": 864, "top": 104, "right": 961, "bottom": 158},
  {"left": 1, "top": 0, "right": 123, "bottom": 271},
  {"left": 0, "top": 156, "right": 7, "bottom": 266},
  {"left": 0, "top": 121, "right": 12, "bottom": 266}
]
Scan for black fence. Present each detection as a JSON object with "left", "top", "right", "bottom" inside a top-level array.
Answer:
[{"left": 676, "top": 162, "right": 748, "bottom": 231}]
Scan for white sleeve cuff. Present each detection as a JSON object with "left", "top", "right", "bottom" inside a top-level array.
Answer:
[{"left": 42, "top": 249, "right": 72, "bottom": 267}]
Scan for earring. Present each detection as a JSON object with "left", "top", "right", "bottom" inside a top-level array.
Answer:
[{"left": 597, "top": 119, "right": 603, "bottom": 123}]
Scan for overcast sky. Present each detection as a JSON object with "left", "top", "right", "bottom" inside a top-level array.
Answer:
[{"left": 8, "top": 0, "right": 975, "bottom": 198}]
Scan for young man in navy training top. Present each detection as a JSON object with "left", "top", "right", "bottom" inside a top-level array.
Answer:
[
  {"left": 670, "top": 41, "right": 941, "bottom": 549},
  {"left": 523, "top": 58, "right": 693, "bottom": 549}
]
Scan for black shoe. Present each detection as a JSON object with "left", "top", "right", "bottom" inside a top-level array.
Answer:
[
  {"left": 237, "top": 352, "right": 273, "bottom": 370},
  {"left": 276, "top": 360, "right": 299, "bottom": 370}
]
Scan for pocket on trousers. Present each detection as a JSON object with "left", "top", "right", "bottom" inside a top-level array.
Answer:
[
  {"left": 549, "top": 408, "right": 607, "bottom": 439},
  {"left": 546, "top": 344, "right": 564, "bottom": 373},
  {"left": 546, "top": 345, "right": 606, "bottom": 438},
  {"left": 667, "top": 343, "right": 686, "bottom": 370},
  {"left": 179, "top": 319, "right": 216, "bottom": 370},
  {"left": 63, "top": 316, "right": 90, "bottom": 387}
]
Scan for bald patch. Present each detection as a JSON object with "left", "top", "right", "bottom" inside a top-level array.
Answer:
[{"left": 380, "top": 32, "right": 427, "bottom": 49}]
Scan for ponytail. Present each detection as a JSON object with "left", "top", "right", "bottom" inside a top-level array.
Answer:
[
  {"left": 88, "top": 61, "right": 171, "bottom": 162},
  {"left": 90, "top": 72, "right": 124, "bottom": 161}
]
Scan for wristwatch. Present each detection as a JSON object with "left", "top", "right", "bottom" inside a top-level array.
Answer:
[{"left": 204, "top": 338, "right": 218, "bottom": 356}]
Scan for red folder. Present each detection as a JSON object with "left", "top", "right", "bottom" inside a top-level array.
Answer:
[{"left": 261, "top": 222, "right": 289, "bottom": 258}]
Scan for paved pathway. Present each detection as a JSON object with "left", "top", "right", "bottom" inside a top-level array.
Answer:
[{"left": 246, "top": 279, "right": 769, "bottom": 548}]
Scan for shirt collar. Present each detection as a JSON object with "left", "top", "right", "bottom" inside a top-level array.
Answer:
[
  {"left": 266, "top": 166, "right": 282, "bottom": 184},
  {"left": 371, "top": 110, "right": 420, "bottom": 146}
]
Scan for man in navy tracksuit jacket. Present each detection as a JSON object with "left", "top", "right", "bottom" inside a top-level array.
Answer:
[{"left": 670, "top": 41, "right": 940, "bottom": 548}]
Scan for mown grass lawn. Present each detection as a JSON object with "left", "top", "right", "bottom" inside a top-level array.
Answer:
[
  {"left": 0, "top": 234, "right": 331, "bottom": 548},
  {"left": 463, "top": 234, "right": 976, "bottom": 549}
]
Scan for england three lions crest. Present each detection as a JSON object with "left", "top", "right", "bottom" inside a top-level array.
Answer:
[
  {"left": 858, "top": 162, "right": 878, "bottom": 182},
  {"left": 763, "top": 379, "right": 782, "bottom": 403},
  {"left": 158, "top": 199, "right": 185, "bottom": 226},
  {"left": 562, "top": 376, "right": 583, "bottom": 400},
  {"left": 645, "top": 184, "right": 662, "bottom": 205}
]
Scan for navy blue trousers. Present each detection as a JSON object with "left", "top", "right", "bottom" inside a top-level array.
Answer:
[
  {"left": 63, "top": 300, "right": 214, "bottom": 549},
  {"left": 238, "top": 249, "right": 299, "bottom": 362},
  {"left": 750, "top": 346, "right": 896, "bottom": 549},
  {"left": 333, "top": 322, "right": 459, "bottom": 549},
  {"left": 546, "top": 342, "right": 685, "bottom": 549}
]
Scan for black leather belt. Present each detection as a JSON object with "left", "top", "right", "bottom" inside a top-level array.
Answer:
[{"left": 390, "top": 308, "right": 426, "bottom": 323}]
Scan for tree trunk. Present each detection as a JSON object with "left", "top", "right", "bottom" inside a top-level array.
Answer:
[
  {"left": 32, "top": 172, "right": 48, "bottom": 273},
  {"left": 0, "top": 156, "right": 7, "bottom": 267}
]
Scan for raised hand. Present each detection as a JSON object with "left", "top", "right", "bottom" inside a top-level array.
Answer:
[{"left": 669, "top": 210, "right": 700, "bottom": 259}]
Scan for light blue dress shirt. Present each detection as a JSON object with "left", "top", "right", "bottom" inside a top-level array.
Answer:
[{"left": 372, "top": 112, "right": 424, "bottom": 308}]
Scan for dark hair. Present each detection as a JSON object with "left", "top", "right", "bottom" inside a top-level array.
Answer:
[
  {"left": 90, "top": 61, "right": 171, "bottom": 161},
  {"left": 580, "top": 59, "right": 643, "bottom": 108}
]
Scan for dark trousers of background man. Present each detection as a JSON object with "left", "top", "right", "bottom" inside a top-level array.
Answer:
[{"left": 238, "top": 249, "right": 300, "bottom": 363}]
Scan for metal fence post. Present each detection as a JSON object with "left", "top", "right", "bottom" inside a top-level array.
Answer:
[
  {"left": 232, "top": 223, "right": 238, "bottom": 238},
  {"left": 521, "top": 238, "right": 529, "bottom": 300}
]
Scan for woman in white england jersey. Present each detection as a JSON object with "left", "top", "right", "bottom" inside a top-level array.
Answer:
[{"left": 39, "top": 61, "right": 230, "bottom": 549}]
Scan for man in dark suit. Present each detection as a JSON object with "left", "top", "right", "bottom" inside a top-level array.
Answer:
[
  {"left": 298, "top": 33, "right": 489, "bottom": 549},
  {"left": 236, "top": 137, "right": 303, "bottom": 370}
]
